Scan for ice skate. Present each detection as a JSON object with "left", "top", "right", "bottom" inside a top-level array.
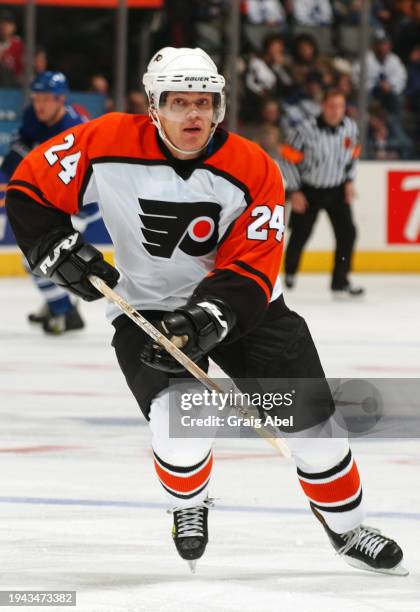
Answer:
[
  {"left": 170, "top": 499, "right": 213, "bottom": 572},
  {"left": 332, "top": 283, "right": 365, "bottom": 298},
  {"left": 312, "top": 507, "right": 408, "bottom": 576},
  {"left": 285, "top": 274, "right": 295, "bottom": 289},
  {"left": 28, "top": 302, "right": 50, "bottom": 324},
  {"left": 42, "top": 304, "right": 85, "bottom": 335}
]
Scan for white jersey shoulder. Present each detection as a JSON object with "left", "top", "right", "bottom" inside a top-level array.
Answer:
[{"left": 83, "top": 140, "right": 249, "bottom": 321}]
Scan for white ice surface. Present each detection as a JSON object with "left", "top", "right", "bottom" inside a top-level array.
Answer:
[{"left": 0, "top": 275, "right": 419, "bottom": 612}]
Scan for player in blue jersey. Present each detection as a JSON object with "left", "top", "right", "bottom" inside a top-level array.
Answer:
[{"left": 1, "top": 70, "right": 98, "bottom": 333}]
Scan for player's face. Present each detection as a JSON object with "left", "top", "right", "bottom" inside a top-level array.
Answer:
[
  {"left": 322, "top": 95, "right": 346, "bottom": 126},
  {"left": 158, "top": 92, "right": 214, "bottom": 158},
  {"left": 31, "top": 93, "right": 65, "bottom": 126}
]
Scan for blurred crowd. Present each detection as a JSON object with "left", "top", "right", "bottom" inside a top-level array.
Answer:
[
  {"left": 0, "top": 7, "right": 148, "bottom": 118},
  {"left": 1, "top": 1, "right": 419, "bottom": 159},
  {"left": 238, "top": 0, "right": 420, "bottom": 159}
]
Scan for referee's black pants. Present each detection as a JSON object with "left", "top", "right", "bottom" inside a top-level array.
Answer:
[{"left": 285, "top": 183, "right": 357, "bottom": 290}]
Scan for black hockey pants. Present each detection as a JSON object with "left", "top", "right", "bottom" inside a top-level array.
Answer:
[{"left": 111, "top": 295, "right": 335, "bottom": 431}]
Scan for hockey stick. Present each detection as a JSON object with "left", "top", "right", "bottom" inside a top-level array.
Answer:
[{"left": 89, "top": 275, "right": 291, "bottom": 458}]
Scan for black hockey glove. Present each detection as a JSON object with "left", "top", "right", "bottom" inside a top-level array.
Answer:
[
  {"left": 140, "top": 298, "right": 236, "bottom": 373},
  {"left": 30, "top": 228, "right": 119, "bottom": 301}
]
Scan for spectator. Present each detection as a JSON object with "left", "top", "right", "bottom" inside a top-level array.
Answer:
[
  {"left": 335, "top": 71, "right": 358, "bottom": 117},
  {"left": 406, "top": 43, "right": 420, "bottom": 114},
  {"left": 366, "top": 104, "right": 410, "bottom": 159},
  {"left": 371, "top": 1, "right": 394, "bottom": 28},
  {"left": 289, "top": 33, "right": 322, "bottom": 88},
  {"left": 319, "top": 61, "right": 337, "bottom": 87},
  {"left": 257, "top": 123, "right": 283, "bottom": 163},
  {"left": 164, "top": 0, "right": 197, "bottom": 47},
  {"left": 367, "top": 110, "right": 392, "bottom": 159},
  {"left": 89, "top": 73, "right": 114, "bottom": 112},
  {"left": 245, "top": 0, "right": 288, "bottom": 26},
  {"left": 291, "top": 0, "right": 333, "bottom": 25},
  {"left": 405, "top": 44, "right": 420, "bottom": 154},
  {"left": 245, "top": 33, "right": 293, "bottom": 97},
  {"left": 353, "top": 33, "right": 412, "bottom": 158},
  {"left": 333, "top": 0, "right": 364, "bottom": 24},
  {"left": 395, "top": 0, "right": 414, "bottom": 15},
  {"left": 0, "top": 9, "right": 24, "bottom": 86},
  {"left": 282, "top": 70, "right": 324, "bottom": 129},
  {"left": 126, "top": 90, "right": 148, "bottom": 114},
  {"left": 256, "top": 98, "right": 284, "bottom": 162},
  {"left": 333, "top": 1, "right": 392, "bottom": 28},
  {"left": 194, "top": 0, "right": 227, "bottom": 20},
  {"left": 260, "top": 97, "right": 282, "bottom": 126},
  {"left": 240, "top": 97, "right": 282, "bottom": 142},
  {"left": 353, "top": 33, "right": 407, "bottom": 115},
  {"left": 336, "top": 71, "right": 353, "bottom": 97},
  {"left": 33, "top": 46, "right": 48, "bottom": 75},
  {"left": 89, "top": 73, "right": 109, "bottom": 95},
  {"left": 379, "top": 0, "right": 413, "bottom": 43},
  {"left": 394, "top": 0, "right": 420, "bottom": 63}
]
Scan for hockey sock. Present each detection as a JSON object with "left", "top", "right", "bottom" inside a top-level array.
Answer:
[
  {"left": 153, "top": 449, "right": 213, "bottom": 507},
  {"left": 31, "top": 273, "right": 74, "bottom": 315},
  {"left": 297, "top": 449, "right": 365, "bottom": 533},
  {"left": 47, "top": 294, "right": 74, "bottom": 316}
]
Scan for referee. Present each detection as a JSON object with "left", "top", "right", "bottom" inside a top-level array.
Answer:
[{"left": 279, "top": 89, "right": 364, "bottom": 296}]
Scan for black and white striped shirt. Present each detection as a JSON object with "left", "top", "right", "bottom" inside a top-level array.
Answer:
[{"left": 279, "top": 115, "right": 360, "bottom": 192}]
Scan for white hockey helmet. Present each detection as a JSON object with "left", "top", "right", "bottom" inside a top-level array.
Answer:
[
  {"left": 142, "top": 47, "right": 226, "bottom": 154},
  {"left": 143, "top": 47, "right": 226, "bottom": 123}
]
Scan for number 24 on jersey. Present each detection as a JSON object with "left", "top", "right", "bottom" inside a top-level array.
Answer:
[
  {"left": 247, "top": 205, "right": 284, "bottom": 242},
  {"left": 44, "top": 133, "right": 81, "bottom": 185}
]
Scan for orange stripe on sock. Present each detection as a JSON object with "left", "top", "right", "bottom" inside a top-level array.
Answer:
[
  {"left": 299, "top": 460, "right": 360, "bottom": 504},
  {"left": 154, "top": 454, "right": 213, "bottom": 494}
]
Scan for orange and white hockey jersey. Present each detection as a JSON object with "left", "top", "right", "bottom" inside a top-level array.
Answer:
[{"left": 7, "top": 113, "right": 285, "bottom": 331}]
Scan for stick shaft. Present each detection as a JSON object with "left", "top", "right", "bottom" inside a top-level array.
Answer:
[{"left": 89, "top": 275, "right": 291, "bottom": 457}]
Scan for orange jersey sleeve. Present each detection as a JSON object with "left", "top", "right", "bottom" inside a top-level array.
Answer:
[
  {"left": 208, "top": 134, "right": 284, "bottom": 300},
  {"left": 7, "top": 113, "right": 162, "bottom": 215},
  {"left": 192, "top": 134, "right": 285, "bottom": 333},
  {"left": 8, "top": 121, "right": 93, "bottom": 214}
]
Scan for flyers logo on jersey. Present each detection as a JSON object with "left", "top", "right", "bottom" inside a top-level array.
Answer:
[{"left": 138, "top": 198, "right": 221, "bottom": 258}]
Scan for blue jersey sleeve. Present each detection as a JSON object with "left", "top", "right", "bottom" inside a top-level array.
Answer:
[{"left": 0, "top": 107, "right": 36, "bottom": 180}]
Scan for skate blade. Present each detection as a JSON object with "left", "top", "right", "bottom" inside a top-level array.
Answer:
[
  {"left": 344, "top": 557, "right": 409, "bottom": 576},
  {"left": 332, "top": 293, "right": 363, "bottom": 301},
  {"left": 188, "top": 560, "right": 197, "bottom": 573}
]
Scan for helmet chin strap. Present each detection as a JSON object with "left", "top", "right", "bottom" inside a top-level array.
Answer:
[{"left": 150, "top": 110, "right": 216, "bottom": 157}]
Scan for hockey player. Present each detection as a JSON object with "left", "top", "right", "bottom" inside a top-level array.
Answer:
[
  {"left": 1, "top": 70, "right": 97, "bottom": 333},
  {"left": 5, "top": 48, "right": 407, "bottom": 575}
]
